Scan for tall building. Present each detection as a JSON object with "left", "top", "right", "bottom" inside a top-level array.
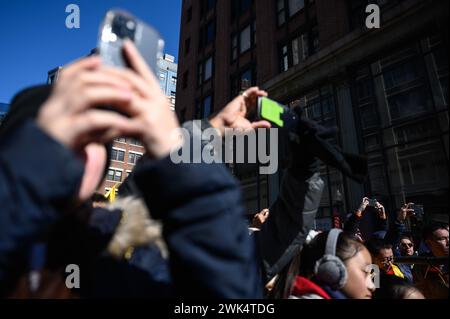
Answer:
[
  {"left": 176, "top": 0, "right": 449, "bottom": 229},
  {"left": 99, "top": 137, "right": 145, "bottom": 197},
  {"left": 0, "top": 103, "right": 9, "bottom": 125},
  {"left": 47, "top": 51, "right": 178, "bottom": 197},
  {"left": 158, "top": 54, "right": 178, "bottom": 111}
]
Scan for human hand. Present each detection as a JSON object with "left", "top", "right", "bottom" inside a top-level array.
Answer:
[
  {"left": 397, "top": 203, "right": 415, "bottom": 222},
  {"left": 356, "top": 197, "right": 370, "bottom": 217},
  {"left": 37, "top": 56, "right": 136, "bottom": 150},
  {"left": 251, "top": 208, "right": 270, "bottom": 229},
  {"left": 375, "top": 201, "right": 387, "bottom": 220},
  {"left": 209, "top": 87, "right": 271, "bottom": 136}
]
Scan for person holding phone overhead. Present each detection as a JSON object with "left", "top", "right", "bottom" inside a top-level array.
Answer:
[{"left": 0, "top": 12, "right": 262, "bottom": 298}]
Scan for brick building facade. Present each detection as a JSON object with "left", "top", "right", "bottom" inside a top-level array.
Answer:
[{"left": 176, "top": 0, "right": 449, "bottom": 230}]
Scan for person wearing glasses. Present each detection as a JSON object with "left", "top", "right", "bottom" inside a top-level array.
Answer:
[
  {"left": 366, "top": 237, "right": 413, "bottom": 283},
  {"left": 384, "top": 203, "right": 417, "bottom": 257},
  {"left": 398, "top": 235, "right": 416, "bottom": 257}
]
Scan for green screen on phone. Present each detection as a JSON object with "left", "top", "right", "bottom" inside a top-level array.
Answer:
[{"left": 260, "top": 97, "right": 285, "bottom": 127}]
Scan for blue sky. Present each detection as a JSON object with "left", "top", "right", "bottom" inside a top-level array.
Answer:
[{"left": 0, "top": 0, "right": 182, "bottom": 104}]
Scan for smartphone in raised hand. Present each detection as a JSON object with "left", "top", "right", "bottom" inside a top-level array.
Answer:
[
  {"left": 257, "top": 97, "right": 300, "bottom": 131},
  {"left": 98, "top": 9, "right": 165, "bottom": 75},
  {"left": 367, "top": 199, "right": 377, "bottom": 207},
  {"left": 410, "top": 204, "right": 424, "bottom": 220}
]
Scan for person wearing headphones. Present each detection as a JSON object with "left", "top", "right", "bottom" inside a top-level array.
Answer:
[{"left": 285, "top": 229, "right": 376, "bottom": 299}]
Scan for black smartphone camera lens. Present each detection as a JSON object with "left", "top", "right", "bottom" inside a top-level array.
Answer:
[{"left": 112, "top": 15, "right": 136, "bottom": 41}]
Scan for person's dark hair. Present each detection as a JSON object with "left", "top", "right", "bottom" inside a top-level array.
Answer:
[
  {"left": 0, "top": 85, "right": 113, "bottom": 180},
  {"left": 399, "top": 233, "right": 414, "bottom": 243},
  {"left": 373, "top": 275, "right": 422, "bottom": 299},
  {"left": 299, "top": 231, "right": 364, "bottom": 277},
  {"left": 422, "top": 223, "right": 448, "bottom": 241},
  {"left": 268, "top": 231, "right": 364, "bottom": 299},
  {"left": 0, "top": 85, "right": 53, "bottom": 139},
  {"left": 366, "top": 237, "right": 392, "bottom": 257}
]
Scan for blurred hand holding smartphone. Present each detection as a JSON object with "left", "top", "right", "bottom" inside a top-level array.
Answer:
[
  {"left": 257, "top": 97, "right": 299, "bottom": 132},
  {"left": 98, "top": 9, "right": 164, "bottom": 75}
]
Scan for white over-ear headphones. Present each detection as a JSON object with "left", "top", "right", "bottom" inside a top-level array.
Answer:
[{"left": 313, "top": 228, "right": 348, "bottom": 290}]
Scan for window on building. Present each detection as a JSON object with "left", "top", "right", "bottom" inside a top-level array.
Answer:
[
  {"left": 170, "top": 91, "right": 176, "bottom": 106},
  {"left": 352, "top": 66, "right": 380, "bottom": 130},
  {"left": 279, "top": 26, "right": 318, "bottom": 72},
  {"left": 277, "top": 0, "right": 287, "bottom": 26},
  {"left": 182, "top": 71, "right": 189, "bottom": 89},
  {"left": 360, "top": 103, "right": 379, "bottom": 129},
  {"left": 240, "top": 69, "right": 253, "bottom": 91},
  {"left": 277, "top": 0, "right": 306, "bottom": 25},
  {"left": 115, "top": 137, "right": 127, "bottom": 143},
  {"left": 231, "top": 34, "right": 238, "bottom": 61},
  {"left": 111, "top": 149, "right": 125, "bottom": 162},
  {"left": 187, "top": 6, "right": 192, "bottom": 23},
  {"left": 383, "top": 59, "right": 421, "bottom": 90},
  {"left": 231, "top": 67, "right": 255, "bottom": 97},
  {"left": 231, "top": 0, "right": 253, "bottom": 20},
  {"left": 198, "top": 63, "right": 204, "bottom": 87},
  {"left": 171, "top": 76, "right": 177, "bottom": 85},
  {"left": 379, "top": 47, "right": 431, "bottom": 122},
  {"left": 195, "top": 95, "right": 214, "bottom": 119},
  {"left": 204, "top": 56, "right": 213, "bottom": 81},
  {"left": 431, "top": 47, "right": 449, "bottom": 107},
  {"left": 311, "top": 25, "right": 320, "bottom": 53},
  {"left": 201, "top": 0, "right": 216, "bottom": 17},
  {"left": 198, "top": 56, "right": 213, "bottom": 86},
  {"left": 231, "top": 23, "right": 256, "bottom": 61},
  {"left": 107, "top": 169, "right": 123, "bottom": 182},
  {"left": 296, "top": 85, "right": 338, "bottom": 144},
  {"left": 281, "top": 45, "right": 289, "bottom": 72},
  {"left": 399, "top": 145, "right": 448, "bottom": 186},
  {"left": 207, "top": 21, "right": 215, "bottom": 45},
  {"left": 321, "top": 87, "right": 335, "bottom": 118},
  {"left": 199, "top": 20, "right": 216, "bottom": 49},
  {"left": 356, "top": 77, "right": 374, "bottom": 100},
  {"left": 203, "top": 95, "right": 213, "bottom": 118},
  {"left": 129, "top": 138, "right": 143, "bottom": 146},
  {"left": 304, "top": 92, "right": 322, "bottom": 120},
  {"left": 289, "top": 0, "right": 305, "bottom": 16},
  {"left": 394, "top": 119, "right": 439, "bottom": 146},
  {"left": 185, "top": 37, "right": 191, "bottom": 56},
  {"left": 368, "top": 162, "right": 387, "bottom": 196},
  {"left": 387, "top": 87, "right": 432, "bottom": 120},
  {"left": 364, "top": 134, "right": 381, "bottom": 152},
  {"left": 240, "top": 25, "right": 252, "bottom": 53},
  {"left": 128, "top": 152, "right": 143, "bottom": 165}
]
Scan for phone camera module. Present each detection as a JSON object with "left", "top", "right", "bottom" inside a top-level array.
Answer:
[{"left": 112, "top": 15, "right": 136, "bottom": 41}]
